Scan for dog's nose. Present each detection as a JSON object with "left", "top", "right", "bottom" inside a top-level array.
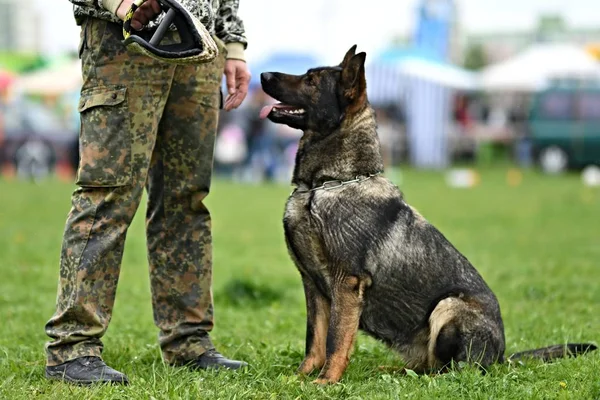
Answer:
[{"left": 261, "top": 72, "right": 274, "bottom": 83}]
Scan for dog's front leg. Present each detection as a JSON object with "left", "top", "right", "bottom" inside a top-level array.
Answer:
[
  {"left": 298, "top": 275, "right": 331, "bottom": 375},
  {"left": 314, "top": 275, "right": 369, "bottom": 385}
]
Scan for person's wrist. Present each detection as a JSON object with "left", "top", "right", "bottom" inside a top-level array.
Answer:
[
  {"left": 100, "top": 0, "right": 126, "bottom": 16},
  {"left": 225, "top": 43, "right": 246, "bottom": 62},
  {"left": 115, "top": 0, "right": 133, "bottom": 20}
]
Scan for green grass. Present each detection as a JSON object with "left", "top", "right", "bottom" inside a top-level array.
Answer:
[{"left": 0, "top": 167, "right": 599, "bottom": 399}]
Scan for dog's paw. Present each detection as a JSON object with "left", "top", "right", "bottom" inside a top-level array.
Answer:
[
  {"left": 297, "top": 357, "right": 324, "bottom": 375},
  {"left": 312, "top": 373, "right": 342, "bottom": 385},
  {"left": 297, "top": 365, "right": 314, "bottom": 376},
  {"left": 312, "top": 377, "right": 336, "bottom": 385}
]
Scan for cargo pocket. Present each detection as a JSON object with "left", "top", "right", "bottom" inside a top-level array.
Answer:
[{"left": 76, "top": 86, "right": 131, "bottom": 187}]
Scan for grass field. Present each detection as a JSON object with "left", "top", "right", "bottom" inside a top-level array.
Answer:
[{"left": 0, "top": 167, "right": 599, "bottom": 399}]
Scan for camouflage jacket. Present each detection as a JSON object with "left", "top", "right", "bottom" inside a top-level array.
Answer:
[{"left": 68, "top": 0, "right": 247, "bottom": 48}]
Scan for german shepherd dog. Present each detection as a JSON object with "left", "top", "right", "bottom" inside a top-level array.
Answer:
[{"left": 259, "top": 45, "right": 597, "bottom": 385}]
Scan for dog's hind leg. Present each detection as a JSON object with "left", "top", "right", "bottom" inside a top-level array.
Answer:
[
  {"left": 314, "top": 275, "right": 371, "bottom": 385},
  {"left": 298, "top": 275, "right": 331, "bottom": 375},
  {"left": 428, "top": 296, "right": 504, "bottom": 372}
]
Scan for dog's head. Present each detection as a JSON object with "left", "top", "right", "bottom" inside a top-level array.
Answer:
[{"left": 259, "top": 45, "right": 367, "bottom": 132}]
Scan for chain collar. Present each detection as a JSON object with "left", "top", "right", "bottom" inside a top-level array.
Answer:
[{"left": 290, "top": 172, "right": 382, "bottom": 196}]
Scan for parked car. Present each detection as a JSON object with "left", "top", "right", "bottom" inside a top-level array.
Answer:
[{"left": 528, "top": 83, "right": 600, "bottom": 174}]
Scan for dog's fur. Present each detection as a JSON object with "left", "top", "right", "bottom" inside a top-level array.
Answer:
[{"left": 259, "top": 45, "right": 597, "bottom": 384}]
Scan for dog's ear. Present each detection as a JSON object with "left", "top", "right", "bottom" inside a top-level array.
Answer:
[
  {"left": 339, "top": 44, "right": 358, "bottom": 68},
  {"left": 341, "top": 52, "right": 367, "bottom": 106}
]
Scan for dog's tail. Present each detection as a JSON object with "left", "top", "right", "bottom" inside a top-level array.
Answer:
[{"left": 507, "top": 343, "right": 597, "bottom": 363}]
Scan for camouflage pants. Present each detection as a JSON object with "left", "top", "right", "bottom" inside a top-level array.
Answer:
[{"left": 44, "top": 18, "right": 226, "bottom": 366}]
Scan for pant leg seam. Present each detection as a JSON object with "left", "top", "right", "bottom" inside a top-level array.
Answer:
[{"left": 65, "top": 192, "right": 102, "bottom": 309}]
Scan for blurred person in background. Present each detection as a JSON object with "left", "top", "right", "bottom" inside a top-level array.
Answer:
[
  {"left": 454, "top": 94, "right": 473, "bottom": 130},
  {"left": 375, "top": 107, "right": 402, "bottom": 169},
  {"left": 234, "top": 89, "right": 278, "bottom": 182},
  {"left": 214, "top": 121, "right": 248, "bottom": 178},
  {"left": 271, "top": 122, "right": 302, "bottom": 183},
  {"left": 0, "top": 99, "right": 4, "bottom": 171},
  {"left": 43, "top": 0, "right": 251, "bottom": 386},
  {"left": 0, "top": 82, "right": 8, "bottom": 172}
]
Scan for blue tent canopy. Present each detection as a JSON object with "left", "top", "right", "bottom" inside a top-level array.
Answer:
[
  {"left": 374, "top": 47, "right": 443, "bottom": 64},
  {"left": 248, "top": 52, "right": 322, "bottom": 89},
  {"left": 365, "top": 45, "right": 477, "bottom": 105}
]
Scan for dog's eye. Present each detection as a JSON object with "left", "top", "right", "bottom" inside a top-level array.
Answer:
[{"left": 305, "top": 75, "right": 315, "bottom": 85}]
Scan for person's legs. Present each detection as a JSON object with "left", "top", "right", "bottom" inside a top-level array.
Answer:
[
  {"left": 44, "top": 18, "right": 175, "bottom": 382},
  {"left": 145, "top": 41, "right": 245, "bottom": 370}
]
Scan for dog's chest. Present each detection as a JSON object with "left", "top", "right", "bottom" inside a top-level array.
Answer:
[{"left": 283, "top": 193, "right": 333, "bottom": 290}]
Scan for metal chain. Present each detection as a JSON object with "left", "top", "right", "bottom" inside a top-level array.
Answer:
[{"left": 291, "top": 172, "right": 382, "bottom": 196}]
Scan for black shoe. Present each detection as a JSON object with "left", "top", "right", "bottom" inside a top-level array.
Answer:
[
  {"left": 45, "top": 356, "right": 129, "bottom": 386},
  {"left": 179, "top": 349, "right": 248, "bottom": 371}
]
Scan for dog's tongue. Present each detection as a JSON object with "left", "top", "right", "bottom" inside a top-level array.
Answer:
[{"left": 259, "top": 105, "right": 274, "bottom": 119}]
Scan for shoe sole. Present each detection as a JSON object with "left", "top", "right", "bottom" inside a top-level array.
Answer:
[
  {"left": 45, "top": 370, "right": 129, "bottom": 386},
  {"left": 181, "top": 361, "right": 249, "bottom": 371}
]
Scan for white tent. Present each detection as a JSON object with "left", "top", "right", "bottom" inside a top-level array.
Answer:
[
  {"left": 479, "top": 43, "right": 600, "bottom": 92},
  {"left": 398, "top": 58, "right": 479, "bottom": 90},
  {"left": 14, "top": 59, "right": 82, "bottom": 96}
]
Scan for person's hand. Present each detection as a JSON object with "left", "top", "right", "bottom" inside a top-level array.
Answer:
[
  {"left": 223, "top": 59, "right": 251, "bottom": 111},
  {"left": 117, "top": 0, "right": 162, "bottom": 30}
]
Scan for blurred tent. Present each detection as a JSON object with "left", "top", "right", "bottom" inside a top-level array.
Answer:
[
  {"left": 399, "top": 58, "right": 478, "bottom": 90},
  {"left": 479, "top": 43, "right": 600, "bottom": 92},
  {"left": 13, "top": 59, "right": 82, "bottom": 97},
  {"left": 365, "top": 47, "right": 440, "bottom": 104},
  {"left": 366, "top": 47, "right": 477, "bottom": 104},
  {"left": 365, "top": 45, "right": 476, "bottom": 169}
]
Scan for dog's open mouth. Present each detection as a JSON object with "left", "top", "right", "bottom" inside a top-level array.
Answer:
[{"left": 259, "top": 103, "right": 306, "bottom": 120}]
